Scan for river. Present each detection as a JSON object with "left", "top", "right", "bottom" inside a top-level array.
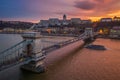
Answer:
[
  {"left": 0, "top": 34, "right": 120, "bottom": 80},
  {"left": 0, "top": 34, "right": 23, "bottom": 52}
]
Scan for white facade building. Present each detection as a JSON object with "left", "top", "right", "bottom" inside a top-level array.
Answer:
[
  {"left": 36, "top": 14, "right": 92, "bottom": 27},
  {"left": 71, "top": 18, "right": 81, "bottom": 24},
  {"left": 81, "top": 20, "right": 92, "bottom": 24},
  {"left": 49, "top": 18, "right": 60, "bottom": 26},
  {"left": 100, "top": 18, "right": 112, "bottom": 22},
  {"left": 39, "top": 20, "right": 49, "bottom": 27},
  {"left": 113, "top": 16, "right": 120, "bottom": 21}
]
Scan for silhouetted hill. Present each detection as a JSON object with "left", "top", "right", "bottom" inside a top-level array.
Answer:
[{"left": 0, "top": 21, "right": 34, "bottom": 29}]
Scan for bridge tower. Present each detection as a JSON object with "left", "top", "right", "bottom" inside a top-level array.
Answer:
[
  {"left": 21, "top": 32, "right": 45, "bottom": 73},
  {"left": 83, "top": 27, "right": 95, "bottom": 42},
  {"left": 85, "top": 27, "right": 94, "bottom": 38}
]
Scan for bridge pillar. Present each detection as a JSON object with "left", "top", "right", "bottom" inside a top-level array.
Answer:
[
  {"left": 84, "top": 27, "right": 95, "bottom": 43},
  {"left": 21, "top": 32, "right": 45, "bottom": 73},
  {"left": 85, "top": 27, "right": 93, "bottom": 38}
]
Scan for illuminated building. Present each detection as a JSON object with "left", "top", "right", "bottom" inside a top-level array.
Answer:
[
  {"left": 100, "top": 18, "right": 112, "bottom": 22},
  {"left": 113, "top": 16, "right": 120, "bottom": 21},
  {"left": 109, "top": 26, "right": 120, "bottom": 38}
]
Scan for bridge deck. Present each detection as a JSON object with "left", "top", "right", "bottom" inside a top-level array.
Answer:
[{"left": 42, "top": 39, "right": 120, "bottom": 80}]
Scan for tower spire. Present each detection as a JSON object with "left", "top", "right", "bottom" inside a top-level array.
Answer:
[{"left": 63, "top": 14, "right": 67, "bottom": 21}]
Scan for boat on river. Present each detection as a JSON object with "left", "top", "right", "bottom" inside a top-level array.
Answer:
[{"left": 85, "top": 44, "right": 106, "bottom": 50}]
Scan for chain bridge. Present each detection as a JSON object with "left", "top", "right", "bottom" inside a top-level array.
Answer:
[{"left": 0, "top": 28, "right": 97, "bottom": 73}]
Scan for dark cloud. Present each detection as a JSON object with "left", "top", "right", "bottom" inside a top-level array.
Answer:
[
  {"left": 94, "top": 0, "right": 105, "bottom": 3},
  {"left": 74, "top": 1, "right": 96, "bottom": 10},
  {"left": 73, "top": 0, "right": 120, "bottom": 17}
]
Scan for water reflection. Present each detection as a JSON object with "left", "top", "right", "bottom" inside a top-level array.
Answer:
[{"left": 21, "top": 38, "right": 120, "bottom": 80}]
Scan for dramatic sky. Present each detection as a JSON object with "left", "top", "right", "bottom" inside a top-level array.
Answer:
[{"left": 0, "top": 0, "right": 120, "bottom": 22}]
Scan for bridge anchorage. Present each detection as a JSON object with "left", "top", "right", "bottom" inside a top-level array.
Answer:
[{"left": 21, "top": 32, "right": 46, "bottom": 73}]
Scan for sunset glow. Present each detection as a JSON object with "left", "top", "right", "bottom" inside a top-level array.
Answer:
[
  {"left": 0, "top": 0, "right": 120, "bottom": 23},
  {"left": 108, "top": 11, "right": 120, "bottom": 17},
  {"left": 89, "top": 17, "right": 103, "bottom": 22}
]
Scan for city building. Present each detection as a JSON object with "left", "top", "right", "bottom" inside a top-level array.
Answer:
[
  {"left": 109, "top": 26, "right": 120, "bottom": 38},
  {"left": 100, "top": 18, "right": 112, "bottom": 22},
  {"left": 71, "top": 18, "right": 81, "bottom": 24},
  {"left": 60, "top": 20, "right": 70, "bottom": 25},
  {"left": 36, "top": 14, "right": 92, "bottom": 27},
  {"left": 61, "top": 14, "right": 70, "bottom": 25},
  {"left": 81, "top": 20, "right": 92, "bottom": 24},
  {"left": 49, "top": 18, "right": 60, "bottom": 26},
  {"left": 113, "top": 16, "right": 120, "bottom": 21},
  {"left": 39, "top": 20, "right": 49, "bottom": 27},
  {"left": 3, "top": 28, "right": 15, "bottom": 32},
  {"left": 63, "top": 14, "right": 67, "bottom": 21}
]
